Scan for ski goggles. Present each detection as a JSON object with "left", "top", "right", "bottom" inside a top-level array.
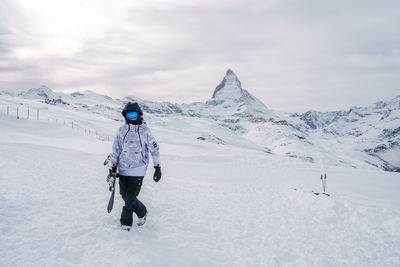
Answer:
[{"left": 126, "top": 111, "right": 140, "bottom": 120}]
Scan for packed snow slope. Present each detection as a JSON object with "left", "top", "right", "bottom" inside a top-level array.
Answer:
[{"left": 1, "top": 109, "right": 400, "bottom": 266}]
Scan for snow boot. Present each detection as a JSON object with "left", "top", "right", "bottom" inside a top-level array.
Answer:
[
  {"left": 137, "top": 212, "right": 147, "bottom": 226},
  {"left": 121, "top": 225, "right": 131, "bottom": 231}
]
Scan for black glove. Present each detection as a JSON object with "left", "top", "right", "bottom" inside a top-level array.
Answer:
[
  {"left": 153, "top": 165, "right": 161, "bottom": 182},
  {"left": 111, "top": 165, "right": 117, "bottom": 174}
]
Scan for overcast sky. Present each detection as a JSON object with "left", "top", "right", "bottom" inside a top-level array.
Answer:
[{"left": 1, "top": 0, "right": 399, "bottom": 112}]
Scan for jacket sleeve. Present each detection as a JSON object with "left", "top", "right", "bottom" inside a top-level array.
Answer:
[
  {"left": 110, "top": 127, "right": 122, "bottom": 167},
  {"left": 146, "top": 127, "right": 161, "bottom": 166}
]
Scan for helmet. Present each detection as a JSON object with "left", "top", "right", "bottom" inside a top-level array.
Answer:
[{"left": 122, "top": 102, "right": 143, "bottom": 124}]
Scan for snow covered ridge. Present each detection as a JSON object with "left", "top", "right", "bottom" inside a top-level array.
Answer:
[{"left": 1, "top": 70, "right": 399, "bottom": 172}]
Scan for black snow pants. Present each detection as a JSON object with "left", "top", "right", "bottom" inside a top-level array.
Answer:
[{"left": 119, "top": 175, "right": 147, "bottom": 227}]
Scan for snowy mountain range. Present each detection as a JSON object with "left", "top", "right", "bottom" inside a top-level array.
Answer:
[{"left": 1, "top": 69, "right": 399, "bottom": 172}]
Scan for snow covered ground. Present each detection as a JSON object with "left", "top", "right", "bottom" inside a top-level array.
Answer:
[{"left": 1, "top": 110, "right": 400, "bottom": 266}]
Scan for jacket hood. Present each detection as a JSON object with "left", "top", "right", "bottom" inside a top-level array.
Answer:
[
  {"left": 122, "top": 102, "right": 143, "bottom": 116},
  {"left": 122, "top": 102, "right": 143, "bottom": 124}
]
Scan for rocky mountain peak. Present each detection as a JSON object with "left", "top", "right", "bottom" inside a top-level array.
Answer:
[
  {"left": 226, "top": 69, "right": 235, "bottom": 76},
  {"left": 19, "top": 85, "right": 54, "bottom": 99},
  {"left": 206, "top": 69, "right": 272, "bottom": 118},
  {"left": 211, "top": 69, "right": 243, "bottom": 100}
]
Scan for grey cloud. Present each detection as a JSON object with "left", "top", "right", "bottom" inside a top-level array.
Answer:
[{"left": 0, "top": 0, "right": 399, "bottom": 111}]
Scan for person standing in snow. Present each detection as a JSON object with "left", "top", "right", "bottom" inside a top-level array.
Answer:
[{"left": 107, "top": 102, "right": 161, "bottom": 231}]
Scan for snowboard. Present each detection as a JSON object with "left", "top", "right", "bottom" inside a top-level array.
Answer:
[{"left": 104, "top": 154, "right": 117, "bottom": 213}]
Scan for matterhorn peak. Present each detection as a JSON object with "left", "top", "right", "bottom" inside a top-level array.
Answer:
[
  {"left": 206, "top": 69, "right": 272, "bottom": 117},
  {"left": 226, "top": 69, "right": 235, "bottom": 76},
  {"left": 211, "top": 69, "right": 243, "bottom": 99}
]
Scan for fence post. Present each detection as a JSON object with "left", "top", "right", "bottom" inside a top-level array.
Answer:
[
  {"left": 37, "top": 109, "right": 39, "bottom": 120},
  {"left": 27, "top": 107, "right": 30, "bottom": 119},
  {"left": 7, "top": 106, "right": 9, "bottom": 115},
  {"left": 17, "top": 106, "right": 19, "bottom": 119},
  {"left": 72, "top": 121, "right": 74, "bottom": 128}
]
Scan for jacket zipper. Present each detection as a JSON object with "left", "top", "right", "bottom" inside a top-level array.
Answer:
[
  {"left": 137, "top": 125, "right": 146, "bottom": 164},
  {"left": 122, "top": 124, "right": 130, "bottom": 144}
]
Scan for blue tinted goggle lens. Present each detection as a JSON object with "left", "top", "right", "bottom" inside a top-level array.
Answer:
[{"left": 126, "top": 111, "right": 139, "bottom": 119}]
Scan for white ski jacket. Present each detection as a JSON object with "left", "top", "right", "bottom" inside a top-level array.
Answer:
[{"left": 110, "top": 119, "right": 161, "bottom": 177}]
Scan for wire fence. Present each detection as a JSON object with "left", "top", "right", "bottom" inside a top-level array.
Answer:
[{"left": 0, "top": 104, "right": 113, "bottom": 142}]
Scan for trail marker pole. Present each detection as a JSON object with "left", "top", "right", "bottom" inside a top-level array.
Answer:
[{"left": 320, "top": 173, "right": 329, "bottom": 196}]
